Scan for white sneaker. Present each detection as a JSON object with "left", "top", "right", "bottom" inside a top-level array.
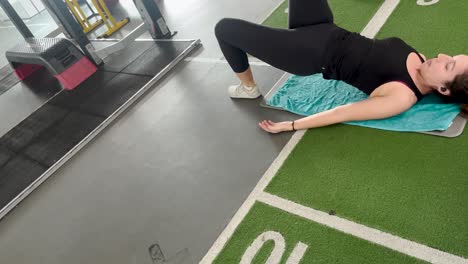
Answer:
[{"left": 228, "top": 83, "right": 261, "bottom": 99}]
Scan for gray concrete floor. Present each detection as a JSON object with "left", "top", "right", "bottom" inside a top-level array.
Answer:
[
  {"left": 0, "top": 68, "right": 61, "bottom": 137},
  {"left": 0, "top": 0, "right": 293, "bottom": 263}
]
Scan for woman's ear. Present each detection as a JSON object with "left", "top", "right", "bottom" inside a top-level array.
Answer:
[{"left": 438, "top": 87, "right": 451, "bottom": 96}]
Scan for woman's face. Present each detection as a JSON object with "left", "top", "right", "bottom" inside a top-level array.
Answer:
[{"left": 419, "top": 54, "right": 468, "bottom": 95}]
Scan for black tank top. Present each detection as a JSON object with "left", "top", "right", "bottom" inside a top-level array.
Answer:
[{"left": 322, "top": 27, "right": 424, "bottom": 101}]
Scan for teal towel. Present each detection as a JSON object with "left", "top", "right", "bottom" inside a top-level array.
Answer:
[{"left": 267, "top": 74, "right": 461, "bottom": 132}]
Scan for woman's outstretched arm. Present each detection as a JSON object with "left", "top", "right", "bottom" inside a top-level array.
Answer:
[{"left": 259, "top": 83, "right": 417, "bottom": 133}]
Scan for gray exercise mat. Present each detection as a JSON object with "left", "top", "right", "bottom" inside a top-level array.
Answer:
[{"left": 260, "top": 73, "right": 467, "bottom": 138}]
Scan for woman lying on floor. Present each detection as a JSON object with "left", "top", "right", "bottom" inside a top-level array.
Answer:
[{"left": 214, "top": 0, "right": 468, "bottom": 133}]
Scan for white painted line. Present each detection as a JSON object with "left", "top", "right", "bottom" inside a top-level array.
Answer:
[
  {"left": 183, "top": 57, "right": 270, "bottom": 66},
  {"left": 0, "top": 23, "right": 48, "bottom": 29},
  {"left": 361, "top": 0, "right": 400, "bottom": 38},
  {"left": 200, "top": 198, "right": 256, "bottom": 264},
  {"left": 258, "top": 0, "right": 287, "bottom": 24},
  {"left": 258, "top": 192, "right": 468, "bottom": 264},
  {"left": 199, "top": 130, "right": 306, "bottom": 264},
  {"left": 264, "top": 72, "right": 289, "bottom": 99}
]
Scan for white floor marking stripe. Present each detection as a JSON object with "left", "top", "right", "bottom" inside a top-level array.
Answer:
[
  {"left": 183, "top": 57, "right": 270, "bottom": 66},
  {"left": 201, "top": 1, "right": 467, "bottom": 263},
  {"left": 200, "top": 131, "right": 306, "bottom": 264},
  {"left": 0, "top": 23, "right": 49, "bottom": 29},
  {"left": 361, "top": 0, "right": 400, "bottom": 38},
  {"left": 258, "top": 192, "right": 468, "bottom": 264},
  {"left": 259, "top": 0, "right": 288, "bottom": 24}
]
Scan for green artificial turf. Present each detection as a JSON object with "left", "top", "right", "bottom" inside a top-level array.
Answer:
[
  {"left": 262, "top": 0, "right": 383, "bottom": 33},
  {"left": 214, "top": 202, "right": 426, "bottom": 264},
  {"left": 376, "top": 0, "right": 468, "bottom": 57},
  {"left": 265, "top": 125, "right": 468, "bottom": 258},
  {"left": 262, "top": 0, "right": 468, "bottom": 258}
]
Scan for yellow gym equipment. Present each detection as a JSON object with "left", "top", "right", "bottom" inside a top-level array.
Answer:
[
  {"left": 65, "top": 0, "right": 129, "bottom": 38},
  {"left": 65, "top": 0, "right": 103, "bottom": 33}
]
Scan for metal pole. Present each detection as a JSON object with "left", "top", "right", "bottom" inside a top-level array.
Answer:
[
  {"left": 133, "top": 0, "right": 175, "bottom": 39},
  {"left": 0, "top": 0, "right": 34, "bottom": 39},
  {"left": 41, "top": 0, "right": 102, "bottom": 65}
]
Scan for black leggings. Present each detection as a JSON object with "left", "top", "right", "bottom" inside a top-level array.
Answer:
[{"left": 214, "top": 0, "right": 337, "bottom": 76}]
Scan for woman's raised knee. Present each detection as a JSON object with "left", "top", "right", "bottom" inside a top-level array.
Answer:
[{"left": 214, "top": 18, "right": 240, "bottom": 39}]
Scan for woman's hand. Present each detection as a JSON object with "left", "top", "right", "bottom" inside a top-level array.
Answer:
[{"left": 258, "top": 120, "right": 293, "bottom": 133}]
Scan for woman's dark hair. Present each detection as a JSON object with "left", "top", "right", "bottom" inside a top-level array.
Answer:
[
  {"left": 461, "top": 103, "right": 468, "bottom": 114},
  {"left": 437, "top": 72, "right": 468, "bottom": 113}
]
